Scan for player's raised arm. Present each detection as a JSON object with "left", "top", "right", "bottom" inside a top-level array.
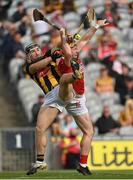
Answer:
[
  {"left": 59, "top": 28, "right": 72, "bottom": 66},
  {"left": 77, "top": 19, "right": 109, "bottom": 52},
  {"left": 29, "top": 48, "right": 63, "bottom": 74},
  {"left": 28, "top": 56, "right": 52, "bottom": 75}
]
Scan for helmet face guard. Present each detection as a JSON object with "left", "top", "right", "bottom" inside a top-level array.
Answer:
[
  {"left": 25, "top": 43, "right": 43, "bottom": 64},
  {"left": 24, "top": 43, "right": 41, "bottom": 54}
]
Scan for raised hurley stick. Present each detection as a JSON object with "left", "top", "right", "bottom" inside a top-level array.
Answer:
[
  {"left": 33, "top": 9, "right": 60, "bottom": 30},
  {"left": 73, "top": 8, "right": 96, "bottom": 40}
]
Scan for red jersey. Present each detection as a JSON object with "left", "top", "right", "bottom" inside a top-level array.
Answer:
[
  {"left": 59, "top": 137, "right": 80, "bottom": 154},
  {"left": 58, "top": 57, "right": 85, "bottom": 95},
  {"left": 98, "top": 41, "right": 117, "bottom": 61}
]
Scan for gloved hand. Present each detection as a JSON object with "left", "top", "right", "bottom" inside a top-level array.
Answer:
[
  {"left": 51, "top": 48, "right": 62, "bottom": 62},
  {"left": 44, "top": 49, "right": 52, "bottom": 57}
]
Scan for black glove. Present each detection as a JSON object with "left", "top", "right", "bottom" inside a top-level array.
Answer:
[
  {"left": 44, "top": 49, "right": 52, "bottom": 58},
  {"left": 51, "top": 48, "right": 62, "bottom": 62}
]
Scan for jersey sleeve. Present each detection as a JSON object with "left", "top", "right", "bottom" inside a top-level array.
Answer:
[
  {"left": 25, "top": 63, "right": 30, "bottom": 74},
  {"left": 25, "top": 63, "right": 33, "bottom": 77},
  {"left": 58, "top": 58, "right": 72, "bottom": 75},
  {"left": 44, "top": 49, "right": 51, "bottom": 57}
]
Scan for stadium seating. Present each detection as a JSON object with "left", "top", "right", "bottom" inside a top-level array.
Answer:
[
  {"left": 7, "top": 0, "right": 133, "bottom": 132},
  {"left": 9, "top": 58, "right": 25, "bottom": 83},
  {"left": 17, "top": 79, "right": 43, "bottom": 121},
  {"left": 63, "top": 12, "right": 80, "bottom": 32},
  {"left": 119, "top": 126, "right": 133, "bottom": 135},
  {"left": 75, "top": 0, "right": 88, "bottom": 14},
  {"left": 110, "top": 104, "right": 124, "bottom": 120}
]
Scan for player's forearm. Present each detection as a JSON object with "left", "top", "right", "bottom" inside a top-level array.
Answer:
[
  {"left": 82, "top": 26, "right": 97, "bottom": 41},
  {"left": 60, "top": 34, "right": 72, "bottom": 66},
  {"left": 61, "top": 35, "right": 71, "bottom": 57},
  {"left": 29, "top": 57, "right": 52, "bottom": 74},
  {"left": 77, "top": 26, "right": 97, "bottom": 51},
  {"left": 59, "top": 28, "right": 72, "bottom": 65}
]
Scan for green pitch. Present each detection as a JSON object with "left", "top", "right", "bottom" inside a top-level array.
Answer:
[{"left": 0, "top": 170, "right": 133, "bottom": 179}]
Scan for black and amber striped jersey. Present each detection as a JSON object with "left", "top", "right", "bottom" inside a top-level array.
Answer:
[{"left": 26, "top": 61, "right": 61, "bottom": 95}]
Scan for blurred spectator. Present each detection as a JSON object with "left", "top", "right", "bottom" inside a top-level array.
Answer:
[
  {"left": 31, "top": 94, "right": 44, "bottom": 126},
  {"left": 2, "top": 28, "right": 24, "bottom": 65},
  {"left": 49, "top": 29, "right": 61, "bottom": 48},
  {"left": 98, "top": 0, "right": 119, "bottom": 27},
  {"left": 30, "top": 32, "right": 40, "bottom": 45},
  {"left": 110, "top": 63, "right": 131, "bottom": 104},
  {"left": 95, "top": 106, "right": 121, "bottom": 134},
  {"left": 122, "top": 20, "right": 133, "bottom": 56},
  {"left": 8, "top": 57, "right": 25, "bottom": 83},
  {"left": 42, "top": 29, "right": 61, "bottom": 54},
  {"left": 50, "top": 112, "right": 62, "bottom": 143},
  {"left": 12, "top": 31, "right": 25, "bottom": 58},
  {"left": 2, "top": 24, "right": 17, "bottom": 74},
  {"left": 59, "top": 128, "right": 80, "bottom": 169},
  {"left": 2, "top": 29, "right": 25, "bottom": 78},
  {"left": 2, "top": 22, "right": 16, "bottom": 59},
  {"left": 119, "top": 99, "right": 133, "bottom": 126},
  {"left": 97, "top": 30, "right": 118, "bottom": 70},
  {"left": 129, "top": 2, "right": 133, "bottom": 13},
  {"left": 17, "top": 62, "right": 30, "bottom": 81},
  {"left": 60, "top": 114, "right": 77, "bottom": 137},
  {"left": 51, "top": 119, "right": 61, "bottom": 142},
  {"left": 44, "top": 0, "right": 62, "bottom": 14},
  {"left": 114, "top": 0, "right": 131, "bottom": 10},
  {"left": 84, "top": 48, "right": 99, "bottom": 65},
  {"left": 51, "top": 10, "right": 67, "bottom": 28},
  {"left": 11, "top": 1, "right": 27, "bottom": 23},
  {"left": 62, "top": 0, "right": 76, "bottom": 14},
  {"left": 18, "top": 15, "right": 32, "bottom": 37},
  {"left": 112, "top": 60, "right": 123, "bottom": 74},
  {"left": 95, "top": 67, "right": 115, "bottom": 93},
  {"left": 0, "top": 0, "right": 12, "bottom": 21},
  {"left": 121, "top": 76, "right": 133, "bottom": 105},
  {"left": 121, "top": 62, "right": 130, "bottom": 76},
  {"left": 0, "top": 23, "right": 6, "bottom": 57},
  {"left": 43, "top": 0, "right": 52, "bottom": 14}
]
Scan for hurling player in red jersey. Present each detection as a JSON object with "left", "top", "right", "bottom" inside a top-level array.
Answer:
[{"left": 58, "top": 20, "right": 108, "bottom": 175}]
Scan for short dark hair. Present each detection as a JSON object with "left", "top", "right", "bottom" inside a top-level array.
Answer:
[
  {"left": 17, "top": 1, "right": 23, "bottom": 6},
  {"left": 24, "top": 43, "right": 40, "bottom": 54}
]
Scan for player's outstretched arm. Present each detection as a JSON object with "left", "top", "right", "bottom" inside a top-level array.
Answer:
[
  {"left": 77, "top": 19, "right": 109, "bottom": 52},
  {"left": 28, "top": 57, "right": 52, "bottom": 74},
  {"left": 60, "top": 28, "right": 72, "bottom": 66}
]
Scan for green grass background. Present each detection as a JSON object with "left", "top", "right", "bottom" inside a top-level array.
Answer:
[{"left": 0, "top": 170, "right": 133, "bottom": 179}]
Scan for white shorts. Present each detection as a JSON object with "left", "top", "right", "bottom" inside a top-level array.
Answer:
[
  {"left": 42, "top": 85, "right": 67, "bottom": 112},
  {"left": 42, "top": 85, "right": 88, "bottom": 116},
  {"left": 65, "top": 95, "right": 88, "bottom": 116}
]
